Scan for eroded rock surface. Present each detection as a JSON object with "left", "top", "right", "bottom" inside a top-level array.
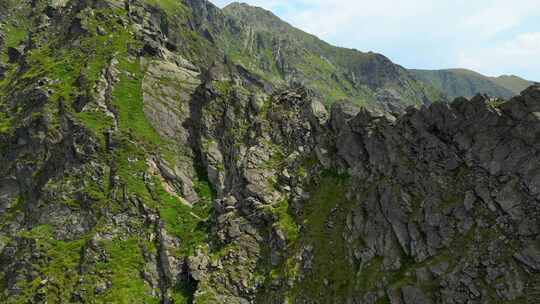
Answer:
[{"left": 0, "top": 1, "right": 538, "bottom": 304}]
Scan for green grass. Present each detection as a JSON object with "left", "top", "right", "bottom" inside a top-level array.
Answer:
[
  {"left": 272, "top": 200, "right": 299, "bottom": 245},
  {"left": 194, "top": 177, "right": 215, "bottom": 204},
  {"left": 1, "top": 21, "right": 28, "bottom": 62},
  {"left": 10, "top": 225, "right": 90, "bottom": 303},
  {"left": 96, "top": 238, "right": 159, "bottom": 304},
  {"left": 156, "top": 180, "right": 213, "bottom": 257},
  {"left": 111, "top": 57, "right": 181, "bottom": 164},
  {"left": 4, "top": 24, "right": 27, "bottom": 48},
  {"left": 114, "top": 137, "right": 151, "bottom": 194},
  {"left": 113, "top": 58, "right": 156, "bottom": 140},
  {"left": 111, "top": 135, "right": 214, "bottom": 257},
  {"left": 0, "top": 7, "right": 136, "bottom": 137},
  {"left": 75, "top": 110, "right": 115, "bottom": 137},
  {"left": 292, "top": 172, "right": 354, "bottom": 301},
  {"left": 491, "top": 75, "right": 532, "bottom": 95},
  {"left": 295, "top": 53, "right": 362, "bottom": 105},
  {"left": 255, "top": 170, "right": 354, "bottom": 302},
  {"left": 144, "top": 0, "right": 187, "bottom": 14},
  {"left": 111, "top": 135, "right": 214, "bottom": 263},
  {"left": 375, "top": 296, "right": 392, "bottom": 304},
  {"left": 0, "top": 112, "right": 11, "bottom": 134}
]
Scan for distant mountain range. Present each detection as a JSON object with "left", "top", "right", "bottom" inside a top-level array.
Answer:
[
  {"left": 410, "top": 69, "right": 534, "bottom": 100},
  {"left": 223, "top": 3, "right": 533, "bottom": 105}
]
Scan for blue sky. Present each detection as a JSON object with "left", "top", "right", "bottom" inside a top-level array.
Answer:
[{"left": 213, "top": 0, "right": 540, "bottom": 81}]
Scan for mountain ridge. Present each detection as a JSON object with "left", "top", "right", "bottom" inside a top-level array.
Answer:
[
  {"left": 223, "top": 2, "right": 534, "bottom": 101},
  {"left": 491, "top": 74, "right": 535, "bottom": 94},
  {"left": 220, "top": 1, "right": 445, "bottom": 109},
  {"left": 411, "top": 68, "right": 534, "bottom": 99},
  {"left": 0, "top": 0, "right": 539, "bottom": 303}
]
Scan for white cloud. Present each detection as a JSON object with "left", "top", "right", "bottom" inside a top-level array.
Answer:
[
  {"left": 458, "top": 32, "right": 540, "bottom": 79},
  {"left": 460, "top": 0, "right": 540, "bottom": 37},
  {"left": 279, "top": 0, "right": 440, "bottom": 40},
  {"left": 504, "top": 32, "right": 540, "bottom": 55}
]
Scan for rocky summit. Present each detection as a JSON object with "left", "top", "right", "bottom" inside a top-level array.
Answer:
[{"left": 0, "top": 1, "right": 539, "bottom": 304}]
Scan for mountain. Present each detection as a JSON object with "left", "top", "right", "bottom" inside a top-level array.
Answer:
[
  {"left": 411, "top": 68, "right": 534, "bottom": 99},
  {"left": 1, "top": 0, "right": 539, "bottom": 303},
  {"left": 220, "top": 2, "right": 445, "bottom": 109},
  {"left": 491, "top": 74, "right": 535, "bottom": 94}
]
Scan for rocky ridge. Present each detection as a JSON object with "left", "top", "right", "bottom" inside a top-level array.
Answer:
[{"left": 0, "top": 1, "right": 539, "bottom": 304}]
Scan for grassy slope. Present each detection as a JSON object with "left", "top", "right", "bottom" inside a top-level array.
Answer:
[
  {"left": 490, "top": 75, "right": 533, "bottom": 95},
  {"left": 410, "top": 68, "right": 527, "bottom": 99}
]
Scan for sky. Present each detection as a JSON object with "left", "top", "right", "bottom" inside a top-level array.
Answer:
[{"left": 213, "top": 0, "right": 540, "bottom": 81}]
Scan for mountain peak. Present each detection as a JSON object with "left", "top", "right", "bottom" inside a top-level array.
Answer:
[
  {"left": 223, "top": 1, "right": 290, "bottom": 32},
  {"left": 221, "top": 2, "right": 443, "bottom": 107},
  {"left": 224, "top": 2, "right": 254, "bottom": 8},
  {"left": 224, "top": 2, "right": 272, "bottom": 13}
]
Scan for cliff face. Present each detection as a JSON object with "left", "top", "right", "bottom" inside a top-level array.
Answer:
[{"left": 0, "top": 1, "right": 539, "bottom": 304}]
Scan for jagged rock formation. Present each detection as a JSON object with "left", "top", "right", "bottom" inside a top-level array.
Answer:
[
  {"left": 0, "top": 1, "right": 539, "bottom": 304},
  {"left": 271, "top": 86, "right": 540, "bottom": 304}
]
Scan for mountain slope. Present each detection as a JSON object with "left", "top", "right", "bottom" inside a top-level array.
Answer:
[
  {"left": 491, "top": 74, "right": 534, "bottom": 94},
  {"left": 221, "top": 2, "right": 445, "bottom": 109},
  {"left": 0, "top": 1, "right": 539, "bottom": 304},
  {"left": 411, "top": 68, "right": 533, "bottom": 99}
]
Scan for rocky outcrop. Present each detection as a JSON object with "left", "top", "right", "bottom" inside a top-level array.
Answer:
[
  {"left": 177, "top": 82, "right": 540, "bottom": 304},
  {"left": 0, "top": 1, "right": 539, "bottom": 304},
  {"left": 304, "top": 85, "right": 540, "bottom": 303}
]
